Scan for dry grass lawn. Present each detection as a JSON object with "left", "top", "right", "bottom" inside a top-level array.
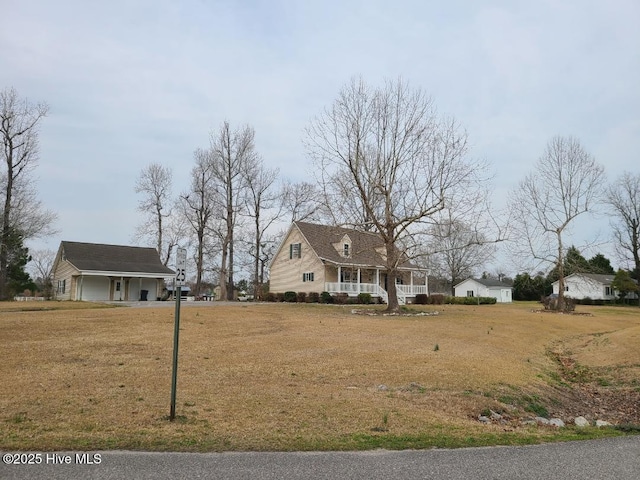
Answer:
[{"left": 1, "top": 301, "right": 639, "bottom": 451}]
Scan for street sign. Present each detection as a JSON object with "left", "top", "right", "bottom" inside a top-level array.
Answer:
[{"left": 175, "top": 247, "right": 187, "bottom": 286}]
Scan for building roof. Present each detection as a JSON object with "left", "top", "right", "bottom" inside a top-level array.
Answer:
[
  {"left": 293, "top": 221, "right": 418, "bottom": 269},
  {"left": 59, "top": 241, "right": 175, "bottom": 276},
  {"left": 454, "top": 278, "right": 513, "bottom": 289},
  {"left": 551, "top": 273, "right": 615, "bottom": 285}
]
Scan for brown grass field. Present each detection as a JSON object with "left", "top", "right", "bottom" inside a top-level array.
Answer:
[{"left": 1, "top": 301, "right": 639, "bottom": 452}]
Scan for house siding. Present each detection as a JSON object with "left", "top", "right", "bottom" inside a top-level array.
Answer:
[
  {"left": 270, "top": 226, "right": 326, "bottom": 294},
  {"left": 552, "top": 274, "right": 615, "bottom": 300},
  {"left": 52, "top": 259, "right": 77, "bottom": 301}
]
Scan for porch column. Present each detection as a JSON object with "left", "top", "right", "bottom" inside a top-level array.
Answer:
[
  {"left": 425, "top": 272, "right": 429, "bottom": 296},
  {"left": 357, "top": 268, "right": 361, "bottom": 294},
  {"left": 79, "top": 275, "right": 83, "bottom": 301},
  {"left": 376, "top": 269, "right": 380, "bottom": 293},
  {"left": 120, "top": 276, "right": 124, "bottom": 301},
  {"left": 410, "top": 271, "right": 414, "bottom": 293},
  {"left": 338, "top": 266, "right": 342, "bottom": 292},
  {"left": 139, "top": 278, "right": 142, "bottom": 301}
]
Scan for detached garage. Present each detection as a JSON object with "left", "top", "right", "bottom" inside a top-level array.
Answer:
[{"left": 52, "top": 241, "right": 175, "bottom": 301}]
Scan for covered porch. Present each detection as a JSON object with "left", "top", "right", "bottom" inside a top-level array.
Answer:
[{"left": 324, "top": 265, "right": 428, "bottom": 304}]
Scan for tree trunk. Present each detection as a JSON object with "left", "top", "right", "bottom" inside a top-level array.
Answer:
[{"left": 556, "top": 231, "right": 565, "bottom": 311}]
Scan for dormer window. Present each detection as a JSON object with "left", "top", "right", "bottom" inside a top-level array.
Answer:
[{"left": 343, "top": 243, "right": 350, "bottom": 257}]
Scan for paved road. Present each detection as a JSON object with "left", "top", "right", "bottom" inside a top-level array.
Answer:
[{"left": 2, "top": 436, "right": 638, "bottom": 480}]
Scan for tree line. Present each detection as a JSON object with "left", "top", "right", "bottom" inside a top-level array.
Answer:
[{"left": 1, "top": 82, "right": 639, "bottom": 310}]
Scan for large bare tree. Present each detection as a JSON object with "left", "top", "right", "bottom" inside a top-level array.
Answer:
[
  {"left": 509, "top": 136, "right": 604, "bottom": 310},
  {"left": 1, "top": 87, "right": 53, "bottom": 300},
  {"left": 134, "top": 163, "right": 174, "bottom": 264},
  {"left": 606, "top": 171, "right": 640, "bottom": 279},
  {"left": 243, "top": 157, "right": 281, "bottom": 299},
  {"left": 209, "top": 121, "right": 256, "bottom": 300},
  {"left": 305, "top": 77, "right": 489, "bottom": 312},
  {"left": 179, "top": 149, "right": 217, "bottom": 296}
]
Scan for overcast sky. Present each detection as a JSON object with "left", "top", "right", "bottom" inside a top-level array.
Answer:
[{"left": 1, "top": 0, "right": 638, "bottom": 274}]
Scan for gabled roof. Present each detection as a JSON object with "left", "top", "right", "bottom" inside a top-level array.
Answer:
[
  {"left": 290, "top": 221, "right": 418, "bottom": 269},
  {"left": 59, "top": 241, "right": 175, "bottom": 276},
  {"left": 454, "top": 278, "right": 512, "bottom": 289}
]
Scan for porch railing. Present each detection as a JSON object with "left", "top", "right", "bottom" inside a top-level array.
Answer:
[{"left": 325, "top": 283, "right": 427, "bottom": 298}]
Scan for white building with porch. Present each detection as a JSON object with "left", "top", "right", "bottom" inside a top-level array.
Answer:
[{"left": 269, "top": 222, "right": 427, "bottom": 304}]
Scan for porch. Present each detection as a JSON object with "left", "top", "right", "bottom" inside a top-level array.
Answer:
[{"left": 324, "top": 265, "right": 428, "bottom": 305}]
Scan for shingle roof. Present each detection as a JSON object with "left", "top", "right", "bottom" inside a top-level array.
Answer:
[
  {"left": 294, "top": 221, "right": 417, "bottom": 269},
  {"left": 473, "top": 278, "right": 512, "bottom": 288},
  {"left": 60, "top": 241, "right": 175, "bottom": 275}
]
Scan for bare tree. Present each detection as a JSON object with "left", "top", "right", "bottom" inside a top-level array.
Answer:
[
  {"left": 179, "top": 149, "right": 216, "bottom": 296},
  {"left": 281, "top": 180, "right": 325, "bottom": 223},
  {"left": 606, "top": 171, "right": 640, "bottom": 279},
  {"left": 1, "top": 87, "right": 53, "bottom": 300},
  {"left": 209, "top": 121, "right": 256, "bottom": 300},
  {"left": 509, "top": 136, "right": 604, "bottom": 310},
  {"left": 306, "top": 77, "right": 489, "bottom": 312},
  {"left": 243, "top": 157, "right": 281, "bottom": 299},
  {"left": 28, "top": 248, "right": 56, "bottom": 298},
  {"left": 426, "top": 213, "right": 496, "bottom": 294},
  {"left": 134, "top": 163, "right": 173, "bottom": 264}
]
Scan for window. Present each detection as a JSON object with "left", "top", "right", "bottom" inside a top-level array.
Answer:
[
  {"left": 605, "top": 286, "right": 612, "bottom": 296},
  {"left": 115, "top": 281, "right": 121, "bottom": 292},
  {"left": 57, "top": 279, "right": 66, "bottom": 294},
  {"left": 466, "top": 290, "right": 474, "bottom": 297},
  {"left": 564, "top": 286, "right": 569, "bottom": 292},
  {"left": 289, "top": 242, "right": 301, "bottom": 259},
  {"left": 343, "top": 244, "right": 350, "bottom": 257},
  {"left": 302, "top": 272, "right": 314, "bottom": 282}
]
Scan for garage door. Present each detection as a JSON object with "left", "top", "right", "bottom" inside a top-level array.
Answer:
[{"left": 80, "top": 277, "right": 110, "bottom": 301}]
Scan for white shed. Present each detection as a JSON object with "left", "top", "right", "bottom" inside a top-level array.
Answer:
[{"left": 453, "top": 278, "right": 513, "bottom": 303}]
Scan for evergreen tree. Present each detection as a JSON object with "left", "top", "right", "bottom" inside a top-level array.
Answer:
[
  {"left": 4, "top": 228, "right": 36, "bottom": 296},
  {"left": 611, "top": 269, "right": 639, "bottom": 304},
  {"left": 588, "top": 253, "right": 615, "bottom": 275}
]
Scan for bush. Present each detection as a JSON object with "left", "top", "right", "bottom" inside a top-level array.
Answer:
[
  {"left": 415, "top": 293, "right": 428, "bottom": 305},
  {"left": 444, "top": 296, "right": 496, "bottom": 305},
  {"left": 428, "top": 294, "right": 445, "bottom": 305},
  {"left": 297, "top": 292, "right": 307, "bottom": 303},
  {"left": 266, "top": 292, "right": 277, "bottom": 302},
  {"left": 333, "top": 293, "right": 349, "bottom": 304},
  {"left": 307, "top": 292, "right": 320, "bottom": 303},
  {"left": 357, "top": 292, "right": 372, "bottom": 304},
  {"left": 320, "top": 291, "right": 333, "bottom": 304},
  {"left": 284, "top": 291, "right": 297, "bottom": 303}
]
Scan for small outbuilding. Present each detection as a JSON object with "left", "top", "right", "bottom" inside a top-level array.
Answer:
[
  {"left": 52, "top": 241, "right": 175, "bottom": 301},
  {"left": 453, "top": 278, "right": 513, "bottom": 303}
]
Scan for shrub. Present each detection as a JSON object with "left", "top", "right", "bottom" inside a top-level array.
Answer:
[
  {"left": 333, "top": 293, "right": 349, "bottom": 304},
  {"left": 266, "top": 292, "right": 277, "bottom": 302},
  {"left": 284, "top": 291, "right": 297, "bottom": 303},
  {"left": 307, "top": 292, "right": 320, "bottom": 303},
  {"left": 357, "top": 292, "right": 372, "bottom": 304},
  {"left": 276, "top": 292, "right": 285, "bottom": 302},
  {"left": 320, "top": 291, "right": 333, "bottom": 304},
  {"left": 428, "top": 294, "right": 445, "bottom": 305},
  {"left": 297, "top": 292, "right": 307, "bottom": 303},
  {"left": 415, "top": 293, "right": 428, "bottom": 305}
]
